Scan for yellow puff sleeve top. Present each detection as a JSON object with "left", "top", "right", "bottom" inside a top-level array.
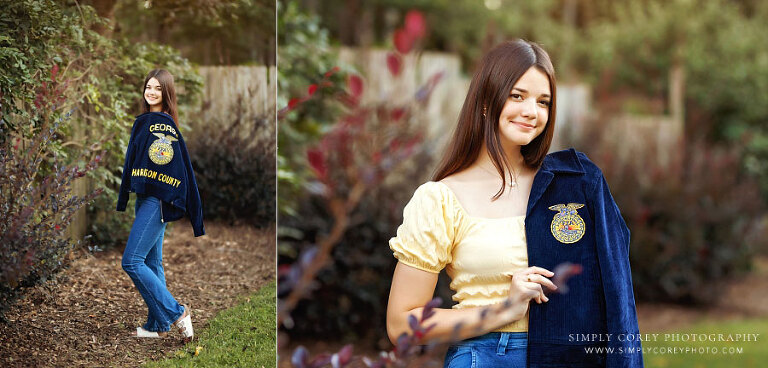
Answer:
[{"left": 389, "top": 181, "right": 530, "bottom": 332}]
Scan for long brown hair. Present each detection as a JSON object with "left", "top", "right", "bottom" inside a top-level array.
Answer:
[
  {"left": 141, "top": 69, "right": 179, "bottom": 126},
  {"left": 432, "top": 40, "right": 557, "bottom": 198}
]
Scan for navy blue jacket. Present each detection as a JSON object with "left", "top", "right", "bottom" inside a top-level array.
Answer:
[
  {"left": 526, "top": 149, "right": 642, "bottom": 367},
  {"left": 117, "top": 112, "right": 205, "bottom": 237}
]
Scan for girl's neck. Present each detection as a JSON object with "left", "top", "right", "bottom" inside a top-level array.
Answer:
[
  {"left": 150, "top": 105, "right": 163, "bottom": 113},
  {"left": 475, "top": 143, "right": 525, "bottom": 173}
]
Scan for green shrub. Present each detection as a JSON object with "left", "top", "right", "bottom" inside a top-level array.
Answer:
[{"left": 0, "top": 0, "right": 202, "bottom": 250}]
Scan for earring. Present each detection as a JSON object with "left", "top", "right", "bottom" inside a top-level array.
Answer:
[{"left": 482, "top": 106, "right": 487, "bottom": 118}]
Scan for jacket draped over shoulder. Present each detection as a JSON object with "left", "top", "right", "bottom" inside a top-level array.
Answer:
[
  {"left": 116, "top": 112, "right": 205, "bottom": 237},
  {"left": 525, "top": 148, "right": 642, "bottom": 367}
]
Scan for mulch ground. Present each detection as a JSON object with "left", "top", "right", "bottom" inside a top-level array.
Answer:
[{"left": 0, "top": 221, "right": 275, "bottom": 368}]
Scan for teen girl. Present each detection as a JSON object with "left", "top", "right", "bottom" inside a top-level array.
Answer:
[
  {"left": 386, "top": 40, "right": 642, "bottom": 367},
  {"left": 117, "top": 69, "right": 205, "bottom": 340}
]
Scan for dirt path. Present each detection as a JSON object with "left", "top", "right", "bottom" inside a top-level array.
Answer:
[{"left": 0, "top": 221, "right": 275, "bottom": 368}]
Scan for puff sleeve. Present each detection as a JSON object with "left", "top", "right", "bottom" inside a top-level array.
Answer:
[{"left": 389, "top": 182, "right": 456, "bottom": 273}]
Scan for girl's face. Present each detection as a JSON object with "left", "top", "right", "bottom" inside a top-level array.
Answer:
[
  {"left": 144, "top": 77, "right": 163, "bottom": 109},
  {"left": 497, "top": 66, "right": 551, "bottom": 148}
]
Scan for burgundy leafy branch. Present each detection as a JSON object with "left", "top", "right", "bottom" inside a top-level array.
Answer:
[{"left": 278, "top": 10, "right": 438, "bottom": 329}]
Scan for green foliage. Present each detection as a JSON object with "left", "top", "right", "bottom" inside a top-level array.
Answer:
[
  {"left": 580, "top": 0, "right": 768, "bottom": 196},
  {"left": 0, "top": 0, "right": 202, "bottom": 249},
  {"left": 0, "top": 0, "right": 97, "bottom": 130},
  {"left": 298, "top": 0, "right": 569, "bottom": 72},
  {"left": 277, "top": 0, "right": 348, "bottom": 216},
  {"left": 114, "top": 0, "right": 276, "bottom": 65},
  {"left": 145, "top": 281, "right": 277, "bottom": 368}
]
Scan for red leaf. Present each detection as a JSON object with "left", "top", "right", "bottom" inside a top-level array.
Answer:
[
  {"left": 386, "top": 52, "right": 402, "bottom": 76},
  {"left": 51, "top": 64, "right": 59, "bottom": 81},
  {"left": 287, "top": 98, "right": 300, "bottom": 110},
  {"left": 393, "top": 28, "right": 414, "bottom": 54},
  {"left": 324, "top": 66, "right": 340, "bottom": 78},
  {"left": 404, "top": 11, "right": 426, "bottom": 39},
  {"left": 347, "top": 74, "right": 364, "bottom": 98},
  {"left": 307, "top": 148, "right": 327, "bottom": 179},
  {"left": 391, "top": 107, "right": 406, "bottom": 121},
  {"left": 307, "top": 84, "right": 318, "bottom": 96}
]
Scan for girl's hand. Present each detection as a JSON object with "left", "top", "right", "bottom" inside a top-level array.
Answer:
[
  {"left": 500, "top": 267, "right": 557, "bottom": 323},
  {"left": 514, "top": 266, "right": 557, "bottom": 304}
]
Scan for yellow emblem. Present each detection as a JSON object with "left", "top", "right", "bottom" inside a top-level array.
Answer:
[
  {"left": 148, "top": 132, "right": 177, "bottom": 165},
  {"left": 549, "top": 203, "right": 586, "bottom": 244}
]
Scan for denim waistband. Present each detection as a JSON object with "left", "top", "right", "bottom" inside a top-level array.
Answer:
[{"left": 452, "top": 332, "right": 527, "bottom": 353}]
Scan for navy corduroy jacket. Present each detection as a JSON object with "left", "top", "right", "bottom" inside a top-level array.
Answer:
[
  {"left": 117, "top": 112, "right": 205, "bottom": 237},
  {"left": 525, "top": 148, "right": 642, "bottom": 367}
]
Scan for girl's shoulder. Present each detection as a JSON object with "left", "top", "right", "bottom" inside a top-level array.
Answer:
[
  {"left": 406, "top": 181, "right": 462, "bottom": 212},
  {"left": 135, "top": 111, "right": 175, "bottom": 124},
  {"left": 542, "top": 148, "right": 603, "bottom": 178}
]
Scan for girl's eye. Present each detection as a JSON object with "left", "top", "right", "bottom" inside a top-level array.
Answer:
[
  {"left": 538, "top": 100, "right": 551, "bottom": 107},
  {"left": 510, "top": 93, "right": 523, "bottom": 100}
]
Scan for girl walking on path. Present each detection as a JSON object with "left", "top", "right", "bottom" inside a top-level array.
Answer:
[{"left": 117, "top": 69, "right": 205, "bottom": 340}]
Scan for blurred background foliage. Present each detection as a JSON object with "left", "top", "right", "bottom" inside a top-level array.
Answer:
[
  {"left": 112, "top": 0, "right": 275, "bottom": 66},
  {"left": 277, "top": 0, "right": 348, "bottom": 218},
  {"left": 278, "top": 0, "right": 768, "bottom": 347}
]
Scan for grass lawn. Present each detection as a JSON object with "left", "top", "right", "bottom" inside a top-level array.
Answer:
[
  {"left": 145, "top": 281, "right": 276, "bottom": 368},
  {"left": 642, "top": 318, "right": 767, "bottom": 368}
]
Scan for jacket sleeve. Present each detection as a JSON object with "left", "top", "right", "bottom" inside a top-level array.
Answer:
[
  {"left": 116, "top": 123, "right": 138, "bottom": 211},
  {"left": 592, "top": 173, "right": 644, "bottom": 367},
  {"left": 180, "top": 138, "right": 205, "bottom": 237}
]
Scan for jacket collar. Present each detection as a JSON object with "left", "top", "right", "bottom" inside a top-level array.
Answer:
[
  {"left": 526, "top": 148, "right": 585, "bottom": 217},
  {"left": 136, "top": 111, "right": 175, "bottom": 123},
  {"left": 539, "top": 148, "right": 586, "bottom": 175}
]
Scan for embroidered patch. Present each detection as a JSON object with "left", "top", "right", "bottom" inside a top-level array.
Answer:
[
  {"left": 148, "top": 133, "right": 177, "bottom": 165},
  {"left": 549, "top": 203, "right": 586, "bottom": 244}
]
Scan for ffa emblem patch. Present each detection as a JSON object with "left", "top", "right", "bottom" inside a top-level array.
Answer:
[
  {"left": 148, "top": 133, "right": 177, "bottom": 165},
  {"left": 549, "top": 203, "right": 586, "bottom": 244}
]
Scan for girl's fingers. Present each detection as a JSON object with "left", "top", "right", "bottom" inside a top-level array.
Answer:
[
  {"left": 518, "top": 266, "right": 554, "bottom": 277},
  {"left": 527, "top": 274, "right": 558, "bottom": 290},
  {"left": 521, "top": 282, "right": 547, "bottom": 303}
]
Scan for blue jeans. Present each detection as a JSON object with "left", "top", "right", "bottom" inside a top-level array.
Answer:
[
  {"left": 122, "top": 195, "right": 184, "bottom": 332},
  {"left": 444, "top": 332, "right": 527, "bottom": 368}
]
